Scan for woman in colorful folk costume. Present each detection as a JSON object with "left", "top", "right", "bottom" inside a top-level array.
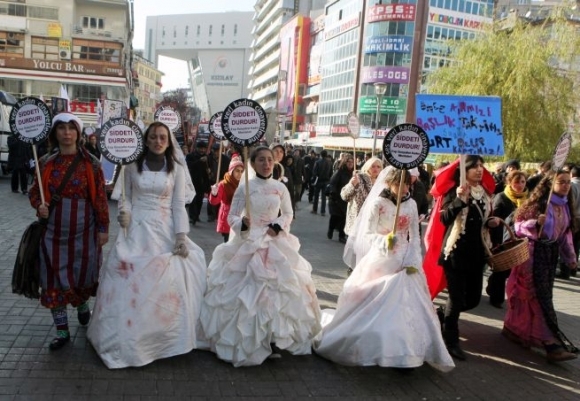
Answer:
[
  {"left": 200, "top": 146, "right": 321, "bottom": 367},
  {"left": 29, "top": 113, "right": 109, "bottom": 350},
  {"left": 87, "top": 122, "right": 207, "bottom": 369},
  {"left": 313, "top": 168, "right": 454, "bottom": 372},
  {"left": 209, "top": 154, "right": 245, "bottom": 242},
  {"left": 503, "top": 170, "right": 578, "bottom": 362},
  {"left": 423, "top": 155, "right": 499, "bottom": 361}
]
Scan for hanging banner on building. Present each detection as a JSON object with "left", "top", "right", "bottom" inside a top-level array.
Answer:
[
  {"left": 47, "top": 23, "right": 62, "bottom": 38},
  {"left": 365, "top": 36, "right": 413, "bottom": 54},
  {"left": 361, "top": 66, "right": 410, "bottom": 84},
  {"left": 368, "top": 4, "right": 416, "bottom": 23},
  {"left": 416, "top": 94, "right": 504, "bottom": 156},
  {"left": 359, "top": 96, "right": 407, "bottom": 115}
]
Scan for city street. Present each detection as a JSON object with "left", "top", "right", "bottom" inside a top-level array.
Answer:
[{"left": 0, "top": 176, "right": 579, "bottom": 400}]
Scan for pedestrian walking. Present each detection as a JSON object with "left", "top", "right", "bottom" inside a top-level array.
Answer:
[
  {"left": 503, "top": 169, "right": 578, "bottom": 362},
  {"left": 87, "top": 121, "right": 207, "bottom": 369},
  {"left": 28, "top": 113, "right": 109, "bottom": 350},
  {"left": 200, "top": 146, "right": 321, "bottom": 367},
  {"left": 7, "top": 135, "right": 32, "bottom": 194},
  {"left": 423, "top": 156, "right": 499, "bottom": 361},
  {"left": 313, "top": 167, "right": 454, "bottom": 372},
  {"left": 311, "top": 150, "right": 332, "bottom": 216}
]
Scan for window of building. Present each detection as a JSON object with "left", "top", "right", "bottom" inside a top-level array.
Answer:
[
  {"left": 0, "top": 31, "right": 25, "bottom": 57},
  {"left": 162, "top": 28, "right": 165, "bottom": 38},
  {"left": 197, "top": 25, "right": 200, "bottom": 36},
  {"left": 75, "top": 85, "right": 104, "bottom": 103},
  {"left": 28, "top": 5, "right": 58, "bottom": 20},
  {"left": 31, "top": 36, "right": 59, "bottom": 60},
  {"left": 209, "top": 25, "right": 212, "bottom": 35},
  {"left": 185, "top": 25, "right": 189, "bottom": 36},
  {"left": 0, "top": 2, "right": 25, "bottom": 17},
  {"left": 221, "top": 25, "right": 225, "bottom": 36},
  {"left": 73, "top": 39, "right": 122, "bottom": 64},
  {"left": 234, "top": 24, "right": 237, "bottom": 36},
  {"left": 82, "top": 16, "right": 105, "bottom": 30}
]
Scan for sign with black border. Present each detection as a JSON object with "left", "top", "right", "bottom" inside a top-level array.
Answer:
[
  {"left": 9, "top": 97, "right": 52, "bottom": 144},
  {"left": 382, "top": 123, "right": 430, "bottom": 169},
  {"left": 98, "top": 118, "right": 144, "bottom": 165},
  {"left": 154, "top": 105, "right": 182, "bottom": 133},
  {"left": 209, "top": 111, "right": 225, "bottom": 140},
  {"left": 221, "top": 98, "right": 267, "bottom": 147}
]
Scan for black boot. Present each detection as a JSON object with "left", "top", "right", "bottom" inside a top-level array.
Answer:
[
  {"left": 443, "top": 329, "right": 466, "bottom": 361},
  {"left": 558, "top": 264, "right": 571, "bottom": 280}
]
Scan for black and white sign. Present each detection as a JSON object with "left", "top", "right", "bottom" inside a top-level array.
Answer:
[
  {"left": 98, "top": 118, "right": 144, "bottom": 165},
  {"left": 221, "top": 98, "right": 267, "bottom": 147},
  {"left": 9, "top": 97, "right": 52, "bottom": 144},
  {"left": 209, "top": 111, "right": 224, "bottom": 140},
  {"left": 382, "top": 123, "right": 430, "bottom": 169},
  {"left": 154, "top": 106, "right": 182, "bottom": 133},
  {"left": 347, "top": 112, "right": 360, "bottom": 139},
  {"left": 552, "top": 132, "right": 572, "bottom": 171}
]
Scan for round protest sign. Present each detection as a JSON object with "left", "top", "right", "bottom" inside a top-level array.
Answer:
[
  {"left": 382, "top": 123, "right": 430, "bottom": 169},
  {"left": 347, "top": 112, "right": 360, "bottom": 139},
  {"left": 154, "top": 106, "right": 182, "bottom": 133},
  {"left": 221, "top": 98, "right": 267, "bottom": 147},
  {"left": 552, "top": 132, "right": 572, "bottom": 171},
  {"left": 98, "top": 118, "right": 144, "bottom": 165},
  {"left": 209, "top": 112, "right": 225, "bottom": 140},
  {"left": 9, "top": 97, "right": 52, "bottom": 144}
]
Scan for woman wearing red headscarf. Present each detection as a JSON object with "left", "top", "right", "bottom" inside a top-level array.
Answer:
[{"left": 423, "top": 155, "right": 498, "bottom": 361}]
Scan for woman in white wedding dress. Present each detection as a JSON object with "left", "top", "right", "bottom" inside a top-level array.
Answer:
[
  {"left": 313, "top": 167, "right": 454, "bottom": 372},
  {"left": 200, "top": 146, "right": 321, "bottom": 367},
  {"left": 87, "top": 122, "right": 207, "bottom": 369}
]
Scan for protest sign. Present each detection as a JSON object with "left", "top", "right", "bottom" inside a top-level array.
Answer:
[{"left": 416, "top": 94, "right": 503, "bottom": 156}]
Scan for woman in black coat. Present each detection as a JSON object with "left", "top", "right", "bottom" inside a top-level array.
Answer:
[
  {"left": 7, "top": 135, "right": 32, "bottom": 194},
  {"left": 327, "top": 154, "right": 354, "bottom": 243}
]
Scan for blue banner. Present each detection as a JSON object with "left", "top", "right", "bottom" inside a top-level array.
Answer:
[
  {"left": 415, "top": 94, "right": 504, "bottom": 156},
  {"left": 365, "top": 36, "right": 413, "bottom": 54}
]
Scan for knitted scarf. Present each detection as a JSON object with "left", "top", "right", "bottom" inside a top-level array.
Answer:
[{"left": 504, "top": 185, "right": 529, "bottom": 208}]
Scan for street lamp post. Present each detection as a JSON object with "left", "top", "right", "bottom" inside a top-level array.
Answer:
[{"left": 373, "top": 82, "right": 388, "bottom": 157}]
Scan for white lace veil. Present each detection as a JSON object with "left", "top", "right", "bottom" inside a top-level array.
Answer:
[
  {"left": 111, "top": 123, "right": 195, "bottom": 203},
  {"left": 343, "top": 165, "right": 396, "bottom": 268}
]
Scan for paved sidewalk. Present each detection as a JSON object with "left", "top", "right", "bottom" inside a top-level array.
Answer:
[{"left": 0, "top": 176, "right": 579, "bottom": 400}]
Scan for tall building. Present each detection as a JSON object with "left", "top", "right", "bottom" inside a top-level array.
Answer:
[
  {"left": 144, "top": 12, "right": 253, "bottom": 121},
  {"left": 132, "top": 51, "right": 163, "bottom": 126},
  {"left": 0, "top": 0, "right": 134, "bottom": 127}
]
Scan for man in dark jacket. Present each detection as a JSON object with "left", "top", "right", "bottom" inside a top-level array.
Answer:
[
  {"left": 186, "top": 140, "right": 210, "bottom": 224},
  {"left": 7, "top": 135, "right": 32, "bottom": 194},
  {"left": 303, "top": 150, "right": 317, "bottom": 202},
  {"left": 311, "top": 150, "right": 332, "bottom": 216},
  {"left": 292, "top": 148, "right": 305, "bottom": 203}
]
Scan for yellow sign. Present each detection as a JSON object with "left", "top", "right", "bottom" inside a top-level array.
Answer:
[{"left": 47, "top": 23, "right": 62, "bottom": 38}]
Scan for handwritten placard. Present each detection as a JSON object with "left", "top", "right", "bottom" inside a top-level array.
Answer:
[{"left": 415, "top": 94, "right": 504, "bottom": 156}]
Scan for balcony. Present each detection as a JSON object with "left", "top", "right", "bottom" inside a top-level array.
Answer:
[{"left": 72, "top": 25, "right": 126, "bottom": 42}]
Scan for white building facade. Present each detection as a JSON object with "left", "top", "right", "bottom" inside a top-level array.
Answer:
[
  {"left": 0, "top": 0, "right": 133, "bottom": 127},
  {"left": 144, "top": 12, "right": 253, "bottom": 121}
]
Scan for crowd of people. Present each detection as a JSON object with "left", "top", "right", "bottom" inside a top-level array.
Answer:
[{"left": 21, "top": 116, "right": 579, "bottom": 371}]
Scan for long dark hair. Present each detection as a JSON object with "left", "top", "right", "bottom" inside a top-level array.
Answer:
[
  {"left": 137, "top": 122, "right": 177, "bottom": 173},
  {"left": 515, "top": 169, "right": 576, "bottom": 231}
]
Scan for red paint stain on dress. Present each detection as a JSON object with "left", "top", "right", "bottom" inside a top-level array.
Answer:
[
  {"left": 131, "top": 282, "right": 140, "bottom": 294},
  {"left": 118, "top": 260, "right": 134, "bottom": 279},
  {"left": 127, "top": 319, "right": 132, "bottom": 327},
  {"left": 154, "top": 292, "right": 181, "bottom": 324},
  {"left": 130, "top": 298, "right": 137, "bottom": 308}
]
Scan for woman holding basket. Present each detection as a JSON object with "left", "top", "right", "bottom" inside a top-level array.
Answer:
[{"left": 503, "top": 170, "right": 578, "bottom": 362}]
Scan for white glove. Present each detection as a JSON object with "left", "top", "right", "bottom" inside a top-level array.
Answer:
[
  {"left": 210, "top": 184, "right": 219, "bottom": 196},
  {"left": 117, "top": 210, "right": 131, "bottom": 228},
  {"left": 173, "top": 233, "right": 189, "bottom": 258}
]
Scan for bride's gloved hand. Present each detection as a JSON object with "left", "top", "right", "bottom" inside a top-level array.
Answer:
[
  {"left": 173, "top": 233, "right": 189, "bottom": 258},
  {"left": 117, "top": 210, "right": 131, "bottom": 228}
]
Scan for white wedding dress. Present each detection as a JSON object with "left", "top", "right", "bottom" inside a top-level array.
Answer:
[
  {"left": 199, "top": 176, "right": 321, "bottom": 367},
  {"left": 87, "top": 162, "right": 207, "bottom": 369},
  {"left": 313, "top": 195, "right": 454, "bottom": 372}
]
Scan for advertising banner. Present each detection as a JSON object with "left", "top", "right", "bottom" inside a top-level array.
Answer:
[
  {"left": 359, "top": 96, "right": 407, "bottom": 114},
  {"left": 360, "top": 66, "right": 410, "bottom": 84}
]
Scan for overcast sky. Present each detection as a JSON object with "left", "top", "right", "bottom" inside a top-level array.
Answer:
[{"left": 133, "top": 0, "right": 256, "bottom": 90}]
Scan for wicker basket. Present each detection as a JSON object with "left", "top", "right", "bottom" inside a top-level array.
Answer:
[{"left": 482, "top": 218, "right": 530, "bottom": 272}]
